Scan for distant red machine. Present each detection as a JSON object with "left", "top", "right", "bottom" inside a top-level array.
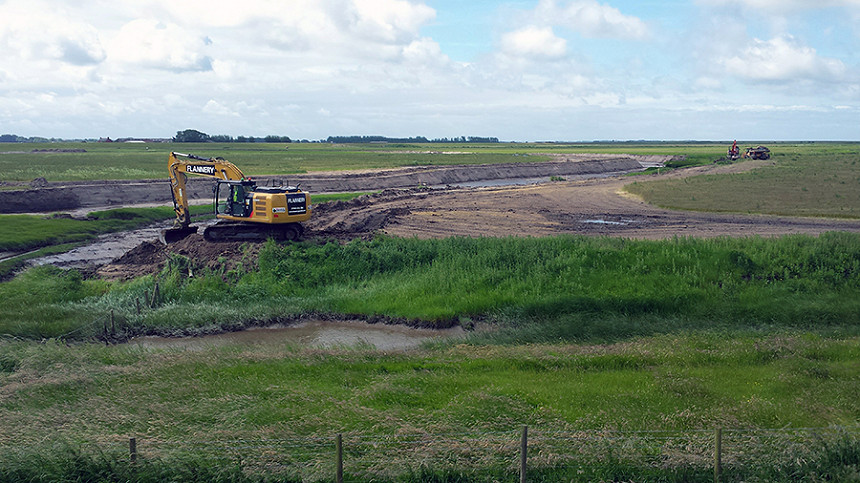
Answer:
[{"left": 727, "top": 140, "right": 740, "bottom": 160}]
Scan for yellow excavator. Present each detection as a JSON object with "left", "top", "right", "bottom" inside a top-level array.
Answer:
[{"left": 161, "top": 152, "right": 311, "bottom": 243}]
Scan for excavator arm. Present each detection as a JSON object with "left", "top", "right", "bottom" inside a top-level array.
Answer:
[{"left": 162, "top": 152, "right": 247, "bottom": 243}]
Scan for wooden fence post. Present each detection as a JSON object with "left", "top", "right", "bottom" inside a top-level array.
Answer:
[
  {"left": 714, "top": 428, "right": 722, "bottom": 483},
  {"left": 129, "top": 437, "right": 137, "bottom": 464},
  {"left": 336, "top": 433, "right": 343, "bottom": 483},
  {"left": 520, "top": 425, "right": 528, "bottom": 483},
  {"left": 151, "top": 283, "right": 159, "bottom": 307}
]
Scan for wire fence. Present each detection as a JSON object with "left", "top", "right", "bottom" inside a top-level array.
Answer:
[{"left": 9, "top": 425, "right": 855, "bottom": 482}]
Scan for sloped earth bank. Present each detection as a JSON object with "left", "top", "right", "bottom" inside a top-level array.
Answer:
[{"left": 93, "top": 160, "right": 860, "bottom": 281}]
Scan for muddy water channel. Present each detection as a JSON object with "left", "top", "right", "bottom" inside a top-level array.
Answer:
[{"left": 130, "top": 320, "right": 464, "bottom": 351}]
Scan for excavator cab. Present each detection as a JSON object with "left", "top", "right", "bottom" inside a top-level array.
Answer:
[{"left": 215, "top": 180, "right": 256, "bottom": 217}]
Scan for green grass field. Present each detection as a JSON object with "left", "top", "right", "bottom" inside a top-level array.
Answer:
[
  {"left": 3, "top": 234, "right": 859, "bottom": 340},
  {"left": 0, "top": 141, "right": 751, "bottom": 182},
  {"left": 1, "top": 330, "right": 857, "bottom": 481},
  {"left": 626, "top": 144, "right": 860, "bottom": 219}
]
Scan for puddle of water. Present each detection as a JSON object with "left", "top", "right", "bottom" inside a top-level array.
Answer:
[
  {"left": 582, "top": 219, "right": 631, "bottom": 226},
  {"left": 130, "top": 320, "right": 464, "bottom": 351}
]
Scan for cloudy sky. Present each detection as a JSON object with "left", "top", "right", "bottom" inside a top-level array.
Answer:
[{"left": 1, "top": 0, "right": 859, "bottom": 141}]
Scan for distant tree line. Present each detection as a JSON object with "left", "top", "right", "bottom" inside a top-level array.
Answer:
[
  {"left": 326, "top": 135, "right": 499, "bottom": 144},
  {"left": 2, "top": 130, "right": 499, "bottom": 144},
  {"left": 431, "top": 136, "right": 500, "bottom": 143},
  {"left": 0, "top": 134, "right": 54, "bottom": 143},
  {"left": 173, "top": 129, "right": 292, "bottom": 143}
]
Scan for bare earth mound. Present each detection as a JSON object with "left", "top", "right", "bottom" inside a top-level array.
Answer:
[{"left": 98, "top": 235, "right": 261, "bottom": 280}]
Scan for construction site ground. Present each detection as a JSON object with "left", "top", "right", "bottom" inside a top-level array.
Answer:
[{"left": 88, "top": 159, "right": 860, "bottom": 281}]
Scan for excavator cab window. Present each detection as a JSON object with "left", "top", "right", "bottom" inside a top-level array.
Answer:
[{"left": 214, "top": 181, "right": 253, "bottom": 217}]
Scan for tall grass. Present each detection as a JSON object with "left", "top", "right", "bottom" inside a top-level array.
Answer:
[
  {"left": 2, "top": 233, "right": 859, "bottom": 340},
  {"left": 251, "top": 233, "right": 860, "bottom": 325},
  {"left": 3, "top": 435, "right": 858, "bottom": 482}
]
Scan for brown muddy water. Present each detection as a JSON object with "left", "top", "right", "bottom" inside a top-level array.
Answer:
[{"left": 130, "top": 320, "right": 465, "bottom": 351}]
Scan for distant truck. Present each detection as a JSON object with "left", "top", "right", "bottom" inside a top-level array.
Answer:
[{"left": 744, "top": 145, "right": 771, "bottom": 160}]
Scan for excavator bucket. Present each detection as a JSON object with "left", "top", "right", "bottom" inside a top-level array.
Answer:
[{"left": 159, "top": 226, "right": 198, "bottom": 245}]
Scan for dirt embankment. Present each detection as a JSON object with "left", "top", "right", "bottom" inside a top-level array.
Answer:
[{"left": 0, "top": 155, "right": 667, "bottom": 214}]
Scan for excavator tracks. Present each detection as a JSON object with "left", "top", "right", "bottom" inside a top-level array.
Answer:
[{"left": 202, "top": 222, "right": 303, "bottom": 243}]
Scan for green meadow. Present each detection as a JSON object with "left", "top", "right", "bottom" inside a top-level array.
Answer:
[
  {"left": 0, "top": 140, "right": 755, "bottom": 182},
  {"left": 626, "top": 144, "right": 860, "bottom": 219}
]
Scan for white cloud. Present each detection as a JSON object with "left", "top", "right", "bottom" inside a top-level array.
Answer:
[
  {"left": 694, "top": 77, "right": 724, "bottom": 90},
  {"left": 720, "top": 36, "right": 846, "bottom": 82},
  {"left": 348, "top": 0, "right": 436, "bottom": 44},
  {"left": 107, "top": 19, "right": 213, "bottom": 72},
  {"left": 533, "top": 0, "right": 650, "bottom": 40},
  {"left": 0, "top": 0, "right": 857, "bottom": 140},
  {"left": 500, "top": 27, "right": 568, "bottom": 60},
  {"left": 202, "top": 100, "right": 239, "bottom": 117},
  {"left": 242, "top": 0, "right": 439, "bottom": 62},
  {"left": 402, "top": 38, "right": 450, "bottom": 65},
  {"left": 0, "top": 0, "right": 106, "bottom": 67}
]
